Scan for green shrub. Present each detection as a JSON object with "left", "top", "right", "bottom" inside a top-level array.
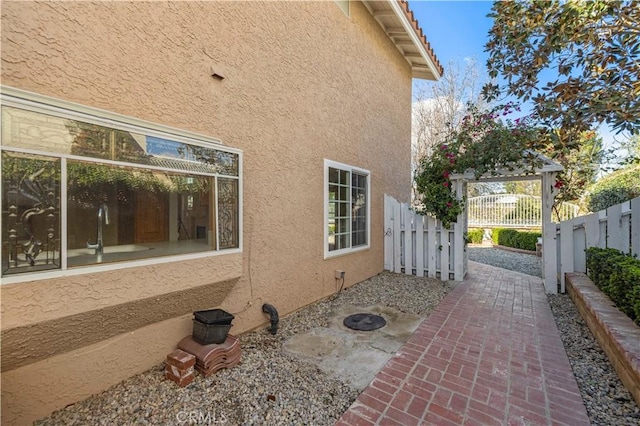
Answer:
[
  {"left": 587, "top": 164, "right": 640, "bottom": 212},
  {"left": 467, "top": 228, "right": 485, "bottom": 244},
  {"left": 491, "top": 228, "right": 540, "bottom": 251},
  {"left": 586, "top": 247, "right": 640, "bottom": 325}
]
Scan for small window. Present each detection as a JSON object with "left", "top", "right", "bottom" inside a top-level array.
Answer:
[
  {"left": 334, "top": 0, "right": 349, "bottom": 16},
  {"left": 324, "top": 159, "right": 369, "bottom": 258},
  {"left": 1, "top": 94, "right": 241, "bottom": 279}
]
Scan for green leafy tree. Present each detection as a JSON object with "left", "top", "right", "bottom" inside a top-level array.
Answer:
[
  {"left": 543, "top": 130, "right": 604, "bottom": 207},
  {"left": 504, "top": 180, "right": 541, "bottom": 196},
  {"left": 484, "top": 0, "right": 640, "bottom": 135},
  {"left": 587, "top": 164, "right": 640, "bottom": 211},
  {"left": 619, "top": 134, "right": 640, "bottom": 165}
]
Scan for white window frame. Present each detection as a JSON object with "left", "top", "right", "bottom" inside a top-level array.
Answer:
[
  {"left": 0, "top": 86, "right": 243, "bottom": 284},
  {"left": 324, "top": 159, "right": 370, "bottom": 259}
]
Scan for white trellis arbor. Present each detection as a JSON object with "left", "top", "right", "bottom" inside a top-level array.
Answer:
[
  {"left": 450, "top": 151, "right": 563, "bottom": 293},
  {"left": 385, "top": 151, "right": 563, "bottom": 290}
]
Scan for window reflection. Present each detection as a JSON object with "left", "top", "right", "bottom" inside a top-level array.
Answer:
[
  {"left": 2, "top": 106, "right": 239, "bottom": 176},
  {"left": 1, "top": 104, "right": 241, "bottom": 277},
  {"left": 1, "top": 152, "right": 61, "bottom": 275},
  {"left": 66, "top": 160, "right": 216, "bottom": 267}
]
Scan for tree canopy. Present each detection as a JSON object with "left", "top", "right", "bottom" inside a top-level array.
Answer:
[
  {"left": 484, "top": 0, "right": 640, "bottom": 135},
  {"left": 412, "top": 58, "right": 489, "bottom": 201},
  {"left": 587, "top": 164, "right": 640, "bottom": 211}
]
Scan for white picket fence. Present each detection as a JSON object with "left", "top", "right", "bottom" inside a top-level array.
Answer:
[
  {"left": 543, "top": 196, "right": 640, "bottom": 293},
  {"left": 384, "top": 194, "right": 467, "bottom": 281}
]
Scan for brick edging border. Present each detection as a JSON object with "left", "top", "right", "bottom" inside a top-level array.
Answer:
[
  {"left": 492, "top": 244, "right": 538, "bottom": 256},
  {"left": 466, "top": 243, "right": 538, "bottom": 256},
  {"left": 566, "top": 272, "right": 640, "bottom": 406}
]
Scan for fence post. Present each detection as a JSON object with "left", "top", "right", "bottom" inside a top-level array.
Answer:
[
  {"left": 559, "top": 220, "right": 573, "bottom": 293},
  {"left": 632, "top": 198, "right": 640, "bottom": 258},
  {"left": 440, "top": 225, "right": 449, "bottom": 281},
  {"left": 384, "top": 195, "right": 393, "bottom": 271},
  {"left": 543, "top": 222, "right": 558, "bottom": 293},
  {"left": 393, "top": 198, "right": 402, "bottom": 273},
  {"left": 584, "top": 213, "right": 600, "bottom": 249},
  {"left": 453, "top": 179, "right": 466, "bottom": 281},
  {"left": 403, "top": 203, "right": 413, "bottom": 276},
  {"left": 415, "top": 214, "right": 424, "bottom": 277},
  {"left": 607, "top": 203, "right": 623, "bottom": 251},
  {"left": 426, "top": 215, "right": 437, "bottom": 278},
  {"left": 573, "top": 218, "right": 586, "bottom": 273},
  {"left": 621, "top": 201, "right": 631, "bottom": 254}
]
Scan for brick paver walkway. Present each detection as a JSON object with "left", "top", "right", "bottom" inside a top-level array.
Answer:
[{"left": 336, "top": 261, "right": 590, "bottom": 426}]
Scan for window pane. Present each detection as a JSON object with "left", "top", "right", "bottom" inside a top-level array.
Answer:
[
  {"left": 339, "top": 170, "right": 349, "bottom": 185},
  {"left": 353, "top": 230, "right": 366, "bottom": 247},
  {"left": 217, "top": 178, "right": 239, "bottom": 249},
  {"left": 1, "top": 106, "right": 239, "bottom": 176},
  {"left": 66, "top": 160, "right": 215, "bottom": 267},
  {"left": 351, "top": 172, "right": 367, "bottom": 247},
  {"left": 338, "top": 234, "right": 349, "bottom": 250},
  {"left": 146, "top": 136, "right": 238, "bottom": 176},
  {"left": 339, "top": 201, "right": 348, "bottom": 216},
  {"left": 328, "top": 167, "right": 339, "bottom": 184},
  {"left": 337, "top": 218, "right": 350, "bottom": 234},
  {"left": 328, "top": 184, "right": 338, "bottom": 201},
  {"left": 328, "top": 201, "right": 337, "bottom": 220},
  {"left": 339, "top": 185, "right": 348, "bottom": 201},
  {"left": 1, "top": 102, "right": 242, "bottom": 276},
  {"left": 326, "top": 163, "right": 368, "bottom": 254},
  {"left": 2, "top": 152, "right": 61, "bottom": 275}
]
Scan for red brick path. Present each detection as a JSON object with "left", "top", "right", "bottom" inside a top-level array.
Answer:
[{"left": 336, "top": 261, "right": 590, "bottom": 426}]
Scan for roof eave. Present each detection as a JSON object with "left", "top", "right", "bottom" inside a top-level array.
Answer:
[{"left": 362, "top": 0, "right": 444, "bottom": 81}]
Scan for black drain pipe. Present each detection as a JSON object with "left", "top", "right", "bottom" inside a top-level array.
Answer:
[{"left": 262, "top": 303, "right": 279, "bottom": 335}]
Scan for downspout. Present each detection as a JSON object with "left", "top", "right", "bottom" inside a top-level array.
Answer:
[{"left": 261, "top": 303, "right": 279, "bottom": 335}]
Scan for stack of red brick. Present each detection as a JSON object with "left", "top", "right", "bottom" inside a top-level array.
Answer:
[
  {"left": 165, "top": 349, "right": 196, "bottom": 387},
  {"left": 178, "top": 334, "right": 241, "bottom": 377}
]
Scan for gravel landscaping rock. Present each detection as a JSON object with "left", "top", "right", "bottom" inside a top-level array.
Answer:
[
  {"left": 468, "top": 245, "right": 542, "bottom": 277},
  {"left": 548, "top": 294, "right": 640, "bottom": 425},
  {"left": 35, "top": 273, "right": 454, "bottom": 426},
  {"left": 34, "top": 247, "right": 640, "bottom": 425}
]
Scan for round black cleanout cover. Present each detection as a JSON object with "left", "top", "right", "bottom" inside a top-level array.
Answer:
[{"left": 343, "top": 313, "right": 386, "bottom": 331}]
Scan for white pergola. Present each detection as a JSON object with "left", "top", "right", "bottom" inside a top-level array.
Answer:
[{"left": 450, "top": 151, "right": 563, "bottom": 293}]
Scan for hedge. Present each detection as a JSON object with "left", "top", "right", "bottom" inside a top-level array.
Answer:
[
  {"left": 588, "top": 164, "right": 640, "bottom": 212},
  {"left": 491, "top": 228, "right": 540, "bottom": 251},
  {"left": 467, "top": 228, "right": 485, "bottom": 244},
  {"left": 586, "top": 247, "right": 640, "bottom": 325}
]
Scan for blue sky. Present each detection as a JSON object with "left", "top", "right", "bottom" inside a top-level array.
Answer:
[{"left": 408, "top": 1, "right": 494, "bottom": 70}]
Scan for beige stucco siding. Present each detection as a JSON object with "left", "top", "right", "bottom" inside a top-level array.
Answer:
[{"left": 1, "top": 1, "right": 413, "bottom": 424}]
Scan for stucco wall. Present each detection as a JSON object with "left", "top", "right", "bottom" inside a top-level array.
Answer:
[{"left": 1, "top": 1, "right": 414, "bottom": 424}]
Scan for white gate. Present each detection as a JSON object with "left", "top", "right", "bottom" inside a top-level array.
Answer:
[
  {"left": 468, "top": 194, "right": 580, "bottom": 229},
  {"left": 384, "top": 194, "right": 467, "bottom": 281},
  {"left": 543, "top": 196, "right": 640, "bottom": 293}
]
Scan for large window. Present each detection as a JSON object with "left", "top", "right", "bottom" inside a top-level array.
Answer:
[
  {"left": 1, "top": 89, "right": 241, "bottom": 280},
  {"left": 324, "top": 160, "right": 369, "bottom": 258}
]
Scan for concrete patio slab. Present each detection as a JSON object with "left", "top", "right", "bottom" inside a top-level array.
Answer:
[{"left": 283, "top": 304, "right": 423, "bottom": 390}]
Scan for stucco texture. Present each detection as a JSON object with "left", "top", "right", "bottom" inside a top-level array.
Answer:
[{"left": 1, "top": 1, "right": 414, "bottom": 424}]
